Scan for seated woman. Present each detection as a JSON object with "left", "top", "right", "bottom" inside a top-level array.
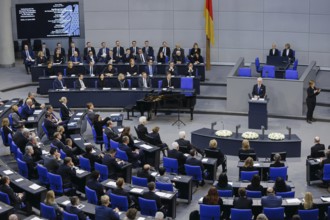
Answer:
[
  {"left": 241, "top": 157, "right": 256, "bottom": 172},
  {"left": 36, "top": 51, "right": 47, "bottom": 65},
  {"left": 206, "top": 139, "right": 226, "bottom": 172},
  {"left": 1, "top": 118, "right": 13, "bottom": 144},
  {"left": 44, "top": 190, "right": 63, "bottom": 217},
  {"left": 216, "top": 173, "right": 233, "bottom": 191},
  {"left": 45, "top": 61, "right": 55, "bottom": 76},
  {"left": 97, "top": 73, "right": 107, "bottom": 88},
  {"left": 238, "top": 139, "right": 256, "bottom": 161},
  {"left": 299, "top": 192, "right": 316, "bottom": 210},
  {"left": 11, "top": 105, "right": 25, "bottom": 130},
  {"left": 203, "top": 186, "right": 223, "bottom": 206},
  {"left": 247, "top": 174, "right": 264, "bottom": 195},
  {"left": 126, "top": 58, "right": 138, "bottom": 76},
  {"left": 111, "top": 178, "right": 133, "bottom": 205},
  {"left": 92, "top": 114, "right": 110, "bottom": 142},
  {"left": 66, "top": 61, "right": 76, "bottom": 76},
  {"left": 157, "top": 51, "right": 166, "bottom": 64},
  {"left": 270, "top": 153, "right": 285, "bottom": 167},
  {"left": 186, "top": 62, "right": 196, "bottom": 77},
  {"left": 188, "top": 42, "right": 201, "bottom": 62},
  {"left": 103, "top": 64, "right": 117, "bottom": 77},
  {"left": 148, "top": 126, "right": 168, "bottom": 156},
  {"left": 273, "top": 177, "right": 291, "bottom": 193},
  {"left": 117, "top": 73, "right": 129, "bottom": 88},
  {"left": 193, "top": 53, "right": 204, "bottom": 64},
  {"left": 53, "top": 49, "right": 64, "bottom": 64},
  {"left": 119, "top": 126, "right": 135, "bottom": 150}
]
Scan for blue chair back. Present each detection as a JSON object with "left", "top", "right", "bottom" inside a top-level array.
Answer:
[
  {"left": 91, "top": 126, "right": 103, "bottom": 145},
  {"left": 48, "top": 172, "right": 64, "bottom": 195},
  {"left": 276, "top": 191, "right": 295, "bottom": 198},
  {"left": 184, "top": 164, "right": 203, "bottom": 181},
  {"left": 17, "top": 158, "right": 28, "bottom": 178},
  {"left": 246, "top": 190, "right": 262, "bottom": 198},
  {"left": 285, "top": 70, "right": 298, "bottom": 80},
  {"left": 85, "top": 186, "right": 98, "bottom": 205},
  {"left": 158, "top": 80, "right": 163, "bottom": 90},
  {"left": 156, "top": 182, "right": 173, "bottom": 192},
  {"left": 42, "top": 122, "right": 50, "bottom": 139},
  {"left": 264, "top": 207, "right": 285, "bottom": 220},
  {"left": 37, "top": 164, "right": 49, "bottom": 185},
  {"left": 110, "top": 193, "right": 129, "bottom": 211},
  {"left": 217, "top": 190, "right": 233, "bottom": 197},
  {"left": 298, "top": 209, "right": 318, "bottom": 220},
  {"left": 63, "top": 211, "right": 79, "bottom": 220},
  {"left": 132, "top": 176, "right": 148, "bottom": 187},
  {"left": 323, "top": 164, "right": 330, "bottom": 181},
  {"left": 165, "top": 56, "right": 169, "bottom": 63},
  {"left": 60, "top": 149, "right": 66, "bottom": 160},
  {"left": 110, "top": 139, "right": 119, "bottom": 149},
  {"left": 163, "top": 157, "right": 178, "bottom": 174},
  {"left": 103, "top": 133, "right": 110, "bottom": 151},
  {"left": 11, "top": 142, "right": 18, "bottom": 159},
  {"left": 0, "top": 192, "right": 10, "bottom": 205},
  {"left": 79, "top": 156, "right": 91, "bottom": 172},
  {"left": 40, "top": 202, "right": 57, "bottom": 220},
  {"left": 127, "top": 79, "right": 132, "bottom": 88},
  {"left": 238, "top": 68, "right": 252, "bottom": 77},
  {"left": 240, "top": 171, "right": 258, "bottom": 181},
  {"left": 116, "top": 148, "right": 128, "bottom": 161},
  {"left": 8, "top": 133, "right": 14, "bottom": 154},
  {"left": 262, "top": 65, "right": 275, "bottom": 78},
  {"left": 16, "top": 148, "right": 23, "bottom": 160},
  {"left": 292, "top": 59, "right": 298, "bottom": 70},
  {"left": 94, "top": 162, "right": 108, "bottom": 182},
  {"left": 18, "top": 106, "right": 23, "bottom": 116},
  {"left": 231, "top": 208, "right": 253, "bottom": 220},
  {"left": 138, "top": 197, "right": 157, "bottom": 217},
  {"left": 0, "top": 127, "right": 9, "bottom": 146},
  {"left": 269, "top": 167, "right": 287, "bottom": 181},
  {"left": 181, "top": 77, "right": 193, "bottom": 90},
  {"left": 255, "top": 57, "right": 262, "bottom": 72},
  {"left": 200, "top": 204, "right": 221, "bottom": 220}
]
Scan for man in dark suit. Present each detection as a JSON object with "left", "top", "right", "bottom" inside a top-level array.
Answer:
[
  {"left": 137, "top": 116, "right": 148, "bottom": 141},
  {"left": 142, "top": 40, "right": 155, "bottom": 60},
  {"left": 252, "top": 77, "right": 266, "bottom": 98},
  {"left": 22, "top": 145, "right": 37, "bottom": 179},
  {"left": 186, "top": 149, "right": 204, "bottom": 172},
  {"left": 83, "top": 145, "right": 103, "bottom": 170},
  {"left": 68, "top": 42, "right": 80, "bottom": 60},
  {"left": 168, "top": 142, "right": 187, "bottom": 174},
  {"left": 269, "top": 43, "right": 280, "bottom": 56},
  {"left": 57, "top": 157, "right": 77, "bottom": 190},
  {"left": 233, "top": 188, "right": 253, "bottom": 209},
  {"left": 86, "top": 171, "right": 106, "bottom": 201},
  {"left": 137, "top": 164, "right": 155, "bottom": 182},
  {"left": 102, "top": 149, "right": 124, "bottom": 179},
  {"left": 13, "top": 127, "right": 29, "bottom": 153},
  {"left": 142, "top": 182, "right": 162, "bottom": 210},
  {"left": 65, "top": 196, "right": 87, "bottom": 220},
  {"left": 172, "top": 44, "right": 185, "bottom": 58},
  {"left": 138, "top": 72, "right": 151, "bottom": 88},
  {"left": 44, "top": 147, "right": 63, "bottom": 173},
  {"left": 158, "top": 41, "right": 171, "bottom": 58},
  {"left": 41, "top": 43, "right": 51, "bottom": 61},
  {"left": 162, "top": 72, "right": 174, "bottom": 89},
  {"left": 20, "top": 99, "right": 35, "bottom": 120},
  {"left": 43, "top": 113, "right": 58, "bottom": 139},
  {"left": 97, "top": 42, "right": 110, "bottom": 63},
  {"left": 83, "top": 42, "right": 96, "bottom": 61},
  {"left": 113, "top": 40, "right": 125, "bottom": 62},
  {"left": 86, "top": 50, "right": 97, "bottom": 65},
  {"left": 104, "top": 121, "right": 120, "bottom": 142},
  {"left": 75, "top": 74, "right": 87, "bottom": 90},
  {"left": 261, "top": 187, "right": 282, "bottom": 208},
  {"left": 122, "top": 48, "right": 134, "bottom": 63},
  {"left": 129, "top": 40, "right": 139, "bottom": 58},
  {"left": 22, "top": 44, "right": 35, "bottom": 74},
  {"left": 63, "top": 138, "right": 79, "bottom": 165},
  {"left": 95, "top": 195, "right": 120, "bottom": 220},
  {"left": 166, "top": 62, "right": 178, "bottom": 76},
  {"left": 311, "top": 136, "right": 325, "bottom": 158},
  {"left": 282, "top": 43, "right": 295, "bottom": 61},
  {"left": 70, "top": 51, "right": 82, "bottom": 64},
  {"left": 53, "top": 72, "right": 66, "bottom": 90},
  {"left": 51, "top": 132, "right": 66, "bottom": 150},
  {"left": 145, "top": 59, "right": 157, "bottom": 76},
  {"left": 136, "top": 49, "right": 147, "bottom": 64},
  {"left": 172, "top": 50, "right": 185, "bottom": 64},
  {"left": 175, "top": 131, "right": 204, "bottom": 156},
  {"left": 53, "top": 42, "right": 66, "bottom": 58},
  {"left": 119, "top": 136, "right": 142, "bottom": 167}
]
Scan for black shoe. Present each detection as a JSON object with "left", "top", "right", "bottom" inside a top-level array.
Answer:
[
  {"left": 307, "top": 120, "right": 312, "bottom": 124},
  {"left": 311, "top": 118, "right": 317, "bottom": 122}
]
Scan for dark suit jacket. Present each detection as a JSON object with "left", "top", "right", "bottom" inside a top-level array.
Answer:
[
  {"left": 129, "top": 47, "right": 140, "bottom": 56},
  {"left": 59, "top": 103, "right": 71, "bottom": 121},
  {"left": 53, "top": 48, "right": 66, "bottom": 57},
  {"left": 23, "top": 154, "right": 36, "bottom": 179},
  {"left": 269, "top": 49, "right": 280, "bottom": 56},
  {"left": 172, "top": 48, "right": 185, "bottom": 57},
  {"left": 137, "top": 169, "right": 155, "bottom": 182},
  {"left": 119, "top": 144, "right": 139, "bottom": 164},
  {"left": 261, "top": 195, "right": 282, "bottom": 208},
  {"left": 205, "top": 147, "right": 225, "bottom": 166},
  {"left": 52, "top": 138, "right": 66, "bottom": 150},
  {"left": 142, "top": 46, "right": 154, "bottom": 58},
  {"left": 186, "top": 67, "right": 196, "bottom": 77},
  {"left": 186, "top": 157, "right": 204, "bottom": 171},
  {"left": 126, "top": 65, "right": 138, "bottom": 75},
  {"left": 0, "top": 184, "right": 21, "bottom": 205},
  {"left": 137, "top": 124, "right": 148, "bottom": 137},
  {"left": 117, "top": 80, "right": 129, "bottom": 89},
  {"left": 57, "top": 164, "right": 76, "bottom": 187},
  {"left": 66, "top": 205, "right": 87, "bottom": 220},
  {"left": 148, "top": 132, "right": 163, "bottom": 145},
  {"left": 45, "top": 67, "right": 55, "bottom": 76},
  {"left": 112, "top": 188, "right": 131, "bottom": 204},
  {"left": 87, "top": 111, "right": 95, "bottom": 122},
  {"left": 68, "top": 48, "right": 80, "bottom": 59},
  {"left": 168, "top": 149, "right": 186, "bottom": 172},
  {"left": 252, "top": 84, "right": 266, "bottom": 98},
  {"left": 138, "top": 77, "right": 151, "bottom": 88},
  {"left": 44, "top": 155, "right": 62, "bottom": 173},
  {"left": 13, "top": 131, "right": 29, "bottom": 153},
  {"left": 70, "top": 56, "right": 82, "bottom": 63},
  {"left": 246, "top": 184, "right": 264, "bottom": 194},
  {"left": 104, "top": 127, "right": 120, "bottom": 142},
  {"left": 97, "top": 48, "right": 110, "bottom": 60},
  {"left": 43, "top": 118, "right": 58, "bottom": 138},
  {"left": 20, "top": 105, "right": 35, "bottom": 119},
  {"left": 2, "top": 126, "right": 13, "bottom": 144},
  {"left": 306, "top": 86, "right": 320, "bottom": 103},
  {"left": 86, "top": 55, "right": 98, "bottom": 64},
  {"left": 282, "top": 49, "right": 294, "bottom": 60},
  {"left": 122, "top": 54, "right": 134, "bottom": 63},
  {"left": 63, "top": 145, "right": 79, "bottom": 165},
  {"left": 22, "top": 50, "right": 35, "bottom": 64},
  {"left": 83, "top": 47, "right": 96, "bottom": 60},
  {"left": 53, "top": 79, "right": 66, "bottom": 89},
  {"left": 173, "top": 55, "right": 185, "bottom": 64},
  {"left": 95, "top": 205, "right": 119, "bottom": 220},
  {"left": 113, "top": 47, "right": 125, "bottom": 61},
  {"left": 175, "top": 138, "right": 193, "bottom": 151},
  {"left": 83, "top": 152, "right": 102, "bottom": 170},
  {"left": 162, "top": 78, "right": 173, "bottom": 88},
  {"left": 136, "top": 53, "right": 148, "bottom": 64},
  {"left": 86, "top": 179, "right": 105, "bottom": 200},
  {"left": 311, "top": 143, "right": 325, "bottom": 158},
  {"left": 36, "top": 56, "right": 47, "bottom": 65},
  {"left": 233, "top": 197, "right": 253, "bottom": 209},
  {"left": 102, "top": 154, "right": 123, "bottom": 179},
  {"left": 43, "top": 48, "right": 51, "bottom": 60},
  {"left": 53, "top": 54, "right": 64, "bottom": 64},
  {"left": 158, "top": 47, "right": 171, "bottom": 58},
  {"left": 145, "top": 65, "right": 157, "bottom": 76},
  {"left": 142, "top": 191, "right": 162, "bottom": 209},
  {"left": 166, "top": 66, "right": 178, "bottom": 76},
  {"left": 93, "top": 117, "right": 110, "bottom": 141}
]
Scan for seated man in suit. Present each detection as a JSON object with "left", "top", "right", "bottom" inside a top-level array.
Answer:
[
  {"left": 44, "top": 147, "right": 63, "bottom": 173},
  {"left": 206, "top": 139, "right": 227, "bottom": 172},
  {"left": 22, "top": 44, "right": 35, "bottom": 74},
  {"left": 137, "top": 164, "right": 155, "bottom": 183},
  {"left": 310, "top": 136, "right": 325, "bottom": 158},
  {"left": 142, "top": 40, "right": 155, "bottom": 60},
  {"left": 97, "top": 42, "right": 109, "bottom": 63},
  {"left": 176, "top": 131, "right": 204, "bottom": 156},
  {"left": 102, "top": 149, "right": 125, "bottom": 179},
  {"left": 22, "top": 145, "right": 37, "bottom": 179},
  {"left": 166, "top": 62, "right": 178, "bottom": 76},
  {"left": 269, "top": 43, "right": 280, "bottom": 57},
  {"left": 113, "top": 40, "right": 125, "bottom": 62},
  {"left": 145, "top": 59, "right": 157, "bottom": 76},
  {"left": 270, "top": 153, "right": 285, "bottom": 168},
  {"left": 57, "top": 157, "right": 77, "bottom": 193},
  {"left": 63, "top": 138, "right": 79, "bottom": 165},
  {"left": 168, "top": 142, "right": 187, "bottom": 174},
  {"left": 172, "top": 50, "right": 185, "bottom": 64},
  {"left": 111, "top": 178, "right": 132, "bottom": 205},
  {"left": 186, "top": 149, "right": 205, "bottom": 185},
  {"left": 137, "top": 116, "right": 148, "bottom": 141},
  {"left": 53, "top": 42, "right": 66, "bottom": 58},
  {"left": 43, "top": 113, "right": 59, "bottom": 139},
  {"left": 53, "top": 72, "right": 66, "bottom": 90},
  {"left": 252, "top": 77, "right": 266, "bottom": 99},
  {"left": 158, "top": 41, "right": 171, "bottom": 58},
  {"left": 27, "top": 136, "right": 42, "bottom": 162},
  {"left": 83, "top": 42, "right": 96, "bottom": 61},
  {"left": 103, "top": 64, "right": 118, "bottom": 77},
  {"left": 65, "top": 196, "right": 87, "bottom": 220},
  {"left": 70, "top": 51, "right": 81, "bottom": 64},
  {"left": 42, "top": 43, "right": 51, "bottom": 61},
  {"left": 0, "top": 176, "right": 32, "bottom": 213},
  {"left": 138, "top": 72, "right": 151, "bottom": 89},
  {"left": 136, "top": 48, "right": 147, "bottom": 64},
  {"left": 186, "top": 62, "right": 196, "bottom": 76},
  {"left": 122, "top": 48, "right": 134, "bottom": 63},
  {"left": 83, "top": 145, "right": 103, "bottom": 170},
  {"left": 129, "top": 40, "right": 139, "bottom": 58},
  {"left": 51, "top": 132, "right": 66, "bottom": 150},
  {"left": 119, "top": 136, "right": 143, "bottom": 167},
  {"left": 142, "top": 182, "right": 163, "bottom": 211},
  {"left": 282, "top": 43, "right": 295, "bottom": 62},
  {"left": 117, "top": 73, "right": 129, "bottom": 88},
  {"left": 13, "top": 126, "right": 30, "bottom": 153},
  {"left": 86, "top": 171, "right": 106, "bottom": 201},
  {"left": 86, "top": 50, "right": 97, "bottom": 65},
  {"left": 75, "top": 74, "right": 87, "bottom": 90},
  {"left": 261, "top": 187, "right": 282, "bottom": 208},
  {"left": 162, "top": 72, "right": 174, "bottom": 89},
  {"left": 104, "top": 120, "right": 120, "bottom": 142},
  {"left": 67, "top": 42, "right": 80, "bottom": 60},
  {"left": 20, "top": 99, "right": 35, "bottom": 120},
  {"left": 95, "top": 195, "right": 120, "bottom": 220},
  {"left": 233, "top": 188, "right": 253, "bottom": 209},
  {"left": 172, "top": 44, "right": 185, "bottom": 58}
]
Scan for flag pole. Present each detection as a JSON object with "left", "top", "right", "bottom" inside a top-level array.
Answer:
[{"left": 206, "top": 36, "right": 211, "bottom": 71}]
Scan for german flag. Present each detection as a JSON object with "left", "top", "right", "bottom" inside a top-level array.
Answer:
[{"left": 204, "top": 0, "right": 215, "bottom": 45}]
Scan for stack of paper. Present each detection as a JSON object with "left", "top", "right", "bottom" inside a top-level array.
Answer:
[
  {"left": 201, "top": 158, "right": 208, "bottom": 163},
  {"left": 140, "top": 144, "right": 152, "bottom": 149},
  {"left": 106, "top": 181, "right": 117, "bottom": 187},
  {"left": 130, "top": 188, "right": 144, "bottom": 193},
  {"left": 29, "top": 183, "right": 41, "bottom": 190},
  {"left": 62, "top": 200, "right": 70, "bottom": 205},
  {"left": 74, "top": 137, "right": 82, "bottom": 141},
  {"left": 76, "top": 112, "right": 83, "bottom": 116},
  {"left": 3, "top": 170, "right": 13, "bottom": 175},
  {"left": 15, "top": 178, "right": 24, "bottom": 183},
  {"left": 321, "top": 196, "right": 330, "bottom": 202},
  {"left": 134, "top": 140, "right": 140, "bottom": 144},
  {"left": 286, "top": 198, "right": 301, "bottom": 204},
  {"left": 76, "top": 169, "right": 85, "bottom": 174}
]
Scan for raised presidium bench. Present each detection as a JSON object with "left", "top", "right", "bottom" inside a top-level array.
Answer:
[
  {"left": 31, "top": 63, "right": 206, "bottom": 82},
  {"left": 0, "top": 201, "right": 13, "bottom": 219},
  {"left": 191, "top": 128, "right": 301, "bottom": 158},
  {"left": 37, "top": 75, "right": 201, "bottom": 95}
]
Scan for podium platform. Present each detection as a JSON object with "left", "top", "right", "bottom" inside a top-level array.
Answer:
[{"left": 248, "top": 99, "right": 268, "bottom": 129}]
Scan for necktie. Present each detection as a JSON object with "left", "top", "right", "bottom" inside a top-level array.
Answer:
[
  {"left": 60, "top": 80, "right": 63, "bottom": 88},
  {"left": 103, "top": 49, "right": 105, "bottom": 54},
  {"left": 163, "top": 47, "right": 166, "bottom": 54},
  {"left": 72, "top": 48, "right": 74, "bottom": 55},
  {"left": 75, "top": 57, "right": 77, "bottom": 62},
  {"left": 258, "top": 86, "right": 260, "bottom": 94},
  {"left": 142, "top": 55, "right": 145, "bottom": 63},
  {"left": 117, "top": 47, "right": 119, "bottom": 56},
  {"left": 149, "top": 66, "right": 152, "bottom": 76},
  {"left": 146, "top": 47, "right": 149, "bottom": 54},
  {"left": 143, "top": 78, "right": 147, "bottom": 88}
]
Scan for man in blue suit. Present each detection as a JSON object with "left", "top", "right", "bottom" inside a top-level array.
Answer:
[
  {"left": 53, "top": 73, "right": 66, "bottom": 89},
  {"left": 252, "top": 77, "right": 266, "bottom": 98},
  {"left": 95, "top": 195, "right": 120, "bottom": 220},
  {"left": 70, "top": 51, "right": 82, "bottom": 64},
  {"left": 97, "top": 42, "right": 110, "bottom": 63},
  {"left": 20, "top": 98, "right": 35, "bottom": 120},
  {"left": 22, "top": 44, "right": 35, "bottom": 74},
  {"left": 145, "top": 59, "right": 157, "bottom": 76},
  {"left": 261, "top": 187, "right": 282, "bottom": 208}
]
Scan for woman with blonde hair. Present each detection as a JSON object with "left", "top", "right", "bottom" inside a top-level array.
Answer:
[
  {"left": 241, "top": 157, "right": 256, "bottom": 172},
  {"left": 44, "top": 190, "right": 63, "bottom": 215},
  {"left": 206, "top": 139, "right": 226, "bottom": 172},
  {"left": 1, "top": 118, "right": 13, "bottom": 145},
  {"left": 10, "top": 105, "right": 24, "bottom": 130},
  {"left": 36, "top": 51, "right": 47, "bottom": 65},
  {"left": 238, "top": 139, "right": 256, "bottom": 160},
  {"left": 299, "top": 192, "right": 316, "bottom": 210}
]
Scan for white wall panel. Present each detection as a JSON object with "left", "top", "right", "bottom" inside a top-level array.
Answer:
[
  {"left": 264, "top": 13, "right": 309, "bottom": 33},
  {"left": 264, "top": 0, "right": 309, "bottom": 13},
  {"left": 219, "top": 12, "right": 263, "bottom": 31}
]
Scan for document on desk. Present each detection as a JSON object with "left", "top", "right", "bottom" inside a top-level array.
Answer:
[
  {"left": 103, "top": 87, "right": 111, "bottom": 90},
  {"left": 27, "top": 117, "right": 35, "bottom": 121},
  {"left": 62, "top": 200, "right": 70, "bottom": 205},
  {"left": 118, "top": 128, "right": 124, "bottom": 133},
  {"left": 228, "top": 182, "right": 233, "bottom": 185},
  {"left": 130, "top": 188, "right": 144, "bottom": 193},
  {"left": 3, "top": 170, "right": 13, "bottom": 175},
  {"left": 77, "top": 204, "right": 85, "bottom": 209},
  {"left": 151, "top": 172, "right": 158, "bottom": 176},
  {"left": 201, "top": 158, "right": 208, "bottom": 163},
  {"left": 74, "top": 137, "right": 82, "bottom": 141},
  {"left": 42, "top": 150, "right": 49, "bottom": 155},
  {"left": 73, "top": 118, "right": 80, "bottom": 120},
  {"left": 140, "top": 144, "right": 152, "bottom": 149},
  {"left": 34, "top": 110, "right": 42, "bottom": 114},
  {"left": 184, "top": 153, "right": 189, "bottom": 157},
  {"left": 254, "top": 163, "right": 260, "bottom": 167},
  {"left": 4, "top": 105, "right": 11, "bottom": 107},
  {"left": 31, "top": 217, "right": 43, "bottom": 220},
  {"left": 134, "top": 140, "right": 140, "bottom": 144},
  {"left": 286, "top": 198, "right": 301, "bottom": 204},
  {"left": 106, "top": 181, "right": 117, "bottom": 187},
  {"left": 321, "top": 196, "right": 330, "bottom": 202},
  {"left": 76, "top": 169, "right": 85, "bottom": 174},
  {"left": 137, "top": 217, "right": 146, "bottom": 220},
  {"left": 29, "top": 183, "right": 41, "bottom": 190},
  {"left": 156, "top": 192, "right": 171, "bottom": 198},
  {"left": 15, "top": 178, "right": 24, "bottom": 183},
  {"left": 84, "top": 143, "right": 91, "bottom": 146},
  {"left": 76, "top": 112, "right": 84, "bottom": 116}
]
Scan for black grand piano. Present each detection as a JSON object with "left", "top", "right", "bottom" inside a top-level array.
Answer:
[{"left": 136, "top": 89, "right": 196, "bottom": 121}]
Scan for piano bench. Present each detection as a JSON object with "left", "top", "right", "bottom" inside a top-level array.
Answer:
[{"left": 124, "top": 104, "right": 136, "bottom": 120}]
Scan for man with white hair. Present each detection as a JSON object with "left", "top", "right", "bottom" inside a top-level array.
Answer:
[
  {"left": 252, "top": 77, "right": 266, "bottom": 98},
  {"left": 20, "top": 98, "right": 35, "bottom": 120},
  {"left": 310, "top": 136, "right": 325, "bottom": 158},
  {"left": 175, "top": 131, "right": 204, "bottom": 156},
  {"left": 168, "top": 142, "right": 187, "bottom": 174},
  {"left": 155, "top": 211, "right": 164, "bottom": 220},
  {"left": 23, "top": 145, "right": 37, "bottom": 179},
  {"left": 137, "top": 116, "right": 148, "bottom": 140}
]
